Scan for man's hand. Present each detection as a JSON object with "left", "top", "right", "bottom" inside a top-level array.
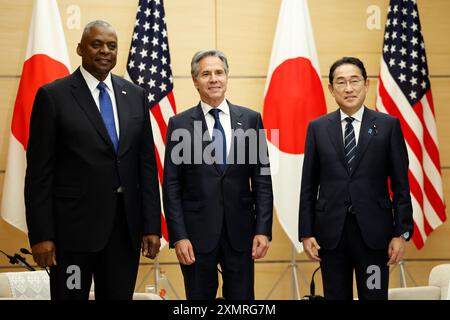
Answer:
[
  {"left": 141, "top": 234, "right": 161, "bottom": 259},
  {"left": 252, "top": 235, "right": 270, "bottom": 259},
  {"left": 174, "top": 239, "right": 195, "bottom": 265},
  {"left": 302, "top": 237, "right": 321, "bottom": 262},
  {"left": 31, "top": 240, "right": 56, "bottom": 268},
  {"left": 387, "top": 236, "right": 406, "bottom": 266}
]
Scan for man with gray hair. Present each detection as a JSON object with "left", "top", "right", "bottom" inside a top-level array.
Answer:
[
  {"left": 25, "top": 20, "right": 161, "bottom": 299},
  {"left": 163, "top": 49, "right": 274, "bottom": 299}
]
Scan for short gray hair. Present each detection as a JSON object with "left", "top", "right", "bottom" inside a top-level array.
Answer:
[
  {"left": 81, "top": 20, "right": 115, "bottom": 40},
  {"left": 191, "top": 49, "right": 229, "bottom": 77}
]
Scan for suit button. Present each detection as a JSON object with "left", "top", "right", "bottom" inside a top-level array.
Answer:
[{"left": 117, "top": 160, "right": 121, "bottom": 165}]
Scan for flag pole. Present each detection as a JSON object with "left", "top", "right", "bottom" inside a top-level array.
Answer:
[
  {"left": 265, "top": 244, "right": 304, "bottom": 300},
  {"left": 389, "top": 260, "right": 417, "bottom": 288},
  {"left": 290, "top": 245, "right": 301, "bottom": 300},
  {"left": 154, "top": 255, "right": 160, "bottom": 292}
]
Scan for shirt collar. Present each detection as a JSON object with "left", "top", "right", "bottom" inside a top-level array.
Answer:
[
  {"left": 79, "top": 65, "right": 113, "bottom": 93},
  {"left": 201, "top": 99, "right": 230, "bottom": 116},
  {"left": 340, "top": 105, "right": 365, "bottom": 123}
]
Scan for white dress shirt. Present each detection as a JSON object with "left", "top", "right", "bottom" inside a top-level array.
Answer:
[
  {"left": 201, "top": 99, "right": 232, "bottom": 157},
  {"left": 340, "top": 106, "right": 365, "bottom": 146},
  {"left": 79, "top": 65, "right": 120, "bottom": 138}
]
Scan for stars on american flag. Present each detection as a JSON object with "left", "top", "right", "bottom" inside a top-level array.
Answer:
[
  {"left": 377, "top": 0, "right": 446, "bottom": 249},
  {"left": 382, "top": 0, "right": 430, "bottom": 106},
  {"left": 126, "top": 0, "right": 173, "bottom": 105}
]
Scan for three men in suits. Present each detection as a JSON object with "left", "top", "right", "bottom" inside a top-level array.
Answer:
[
  {"left": 299, "top": 57, "right": 413, "bottom": 299},
  {"left": 163, "top": 50, "right": 273, "bottom": 299},
  {"left": 25, "top": 21, "right": 161, "bottom": 300}
]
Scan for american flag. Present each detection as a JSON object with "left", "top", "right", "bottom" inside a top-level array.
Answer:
[
  {"left": 125, "top": 0, "right": 177, "bottom": 247},
  {"left": 376, "top": 0, "right": 446, "bottom": 249}
]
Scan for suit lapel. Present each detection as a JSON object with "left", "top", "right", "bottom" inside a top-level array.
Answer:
[
  {"left": 190, "top": 104, "right": 216, "bottom": 170},
  {"left": 326, "top": 109, "right": 348, "bottom": 174},
  {"left": 112, "top": 76, "right": 131, "bottom": 157},
  {"left": 70, "top": 68, "right": 115, "bottom": 152},
  {"left": 223, "top": 102, "right": 244, "bottom": 175},
  {"left": 351, "top": 107, "right": 376, "bottom": 176}
]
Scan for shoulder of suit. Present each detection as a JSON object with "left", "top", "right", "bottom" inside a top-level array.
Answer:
[
  {"left": 228, "top": 102, "right": 262, "bottom": 120},
  {"left": 228, "top": 103, "right": 261, "bottom": 118},
  {"left": 40, "top": 72, "right": 74, "bottom": 91},
  {"left": 365, "top": 107, "right": 399, "bottom": 123},
  {"left": 111, "top": 74, "right": 145, "bottom": 93},
  {"left": 308, "top": 111, "right": 335, "bottom": 126},
  {"left": 169, "top": 105, "right": 198, "bottom": 122}
]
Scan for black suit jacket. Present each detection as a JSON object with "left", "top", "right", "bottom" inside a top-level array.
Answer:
[
  {"left": 299, "top": 107, "right": 413, "bottom": 250},
  {"left": 163, "top": 102, "right": 273, "bottom": 253},
  {"left": 25, "top": 68, "right": 161, "bottom": 252}
]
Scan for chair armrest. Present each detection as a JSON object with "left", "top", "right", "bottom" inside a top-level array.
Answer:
[
  {"left": 88, "top": 292, "right": 163, "bottom": 300},
  {"left": 132, "top": 292, "right": 163, "bottom": 300},
  {"left": 388, "top": 286, "right": 441, "bottom": 300},
  {"left": 0, "top": 274, "right": 13, "bottom": 298}
]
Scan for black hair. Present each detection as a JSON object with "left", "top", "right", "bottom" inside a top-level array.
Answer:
[{"left": 329, "top": 57, "right": 367, "bottom": 83}]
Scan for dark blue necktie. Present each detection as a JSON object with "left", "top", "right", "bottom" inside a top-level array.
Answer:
[
  {"left": 97, "top": 82, "right": 119, "bottom": 153},
  {"left": 209, "top": 108, "right": 227, "bottom": 173},
  {"left": 344, "top": 117, "right": 356, "bottom": 171}
]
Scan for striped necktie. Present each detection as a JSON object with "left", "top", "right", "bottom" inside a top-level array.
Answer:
[{"left": 344, "top": 117, "right": 356, "bottom": 171}]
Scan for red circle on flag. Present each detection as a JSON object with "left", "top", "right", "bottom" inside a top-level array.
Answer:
[
  {"left": 263, "top": 57, "right": 326, "bottom": 154},
  {"left": 12, "top": 54, "right": 69, "bottom": 149}
]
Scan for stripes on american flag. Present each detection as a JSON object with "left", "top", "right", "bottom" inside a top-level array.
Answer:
[
  {"left": 125, "top": 0, "right": 176, "bottom": 246},
  {"left": 376, "top": 0, "right": 445, "bottom": 249}
]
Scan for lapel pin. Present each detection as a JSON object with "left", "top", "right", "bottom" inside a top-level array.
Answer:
[
  {"left": 368, "top": 124, "right": 378, "bottom": 136},
  {"left": 122, "top": 91, "right": 127, "bottom": 95},
  {"left": 237, "top": 121, "right": 242, "bottom": 126}
]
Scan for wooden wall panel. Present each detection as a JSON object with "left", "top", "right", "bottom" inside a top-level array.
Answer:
[
  {"left": 0, "top": 0, "right": 449, "bottom": 299},
  {"left": 0, "top": 78, "right": 19, "bottom": 171},
  {"left": 419, "top": 0, "right": 450, "bottom": 76},
  {"left": 310, "top": 0, "right": 387, "bottom": 77},
  {"left": 0, "top": 172, "right": 30, "bottom": 268},
  {"left": 217, "top": 0, "right": 281, "bottom": 77},
  {"left": 0, "top": 1, "right": 32, "bottom": 76},
  {"left": 431, "top": 79, "right": 450, "bottom": 167},
  {"left": 310, "top": 0, "right": 450, "bottom": 77},
  {"left": 2, "top": 0, "right": 450, "bottom": 77},
  {"left": 406, "top": 169, "right": 450, "bottom": 259},
  {"left": 58, "top": 0, "right": 137, "bottom": 76},
  {"left": 0, "top": 0, "right": 215, "bottom": 77},
  {"left": 164, "top": 0, "right": 216, "bottom": 77}
]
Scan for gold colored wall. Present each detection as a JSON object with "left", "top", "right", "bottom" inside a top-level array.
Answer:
[{"left": 0, "top": 0, "right": 449, "bottom": 299}]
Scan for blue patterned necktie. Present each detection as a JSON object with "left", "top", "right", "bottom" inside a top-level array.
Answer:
[
  {"left": 209, "top": 108, "right": 227, "bottom": 173},
  {"left": 97, "top": 82, "right": 119, "bottom": 153},
  {"left": 344, "top": 117, "right": 356, "bottom": 172}
]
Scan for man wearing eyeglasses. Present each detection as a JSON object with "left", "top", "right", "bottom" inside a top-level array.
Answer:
[{"left": 298, "top": 57, "right": 413, "bottom": 300}]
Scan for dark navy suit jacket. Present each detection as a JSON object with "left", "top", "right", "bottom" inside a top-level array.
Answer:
[
  {"left": 25, "top": 68, "right": 161, "bottom": 252},
  {"left": 299, "top": 107, "right": 413, "bottom": 250},
  {"left": 163, "top": 102, "right": 273, "bottom": 253}
]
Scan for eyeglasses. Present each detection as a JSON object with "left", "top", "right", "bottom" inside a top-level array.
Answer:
[{"left": 333, "top": 78, "right": 365, "bottom": 91}]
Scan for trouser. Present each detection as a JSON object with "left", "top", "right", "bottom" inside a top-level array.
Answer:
[
  {"left": 319, "top": 213, "right": 389, "bottom": 300},
  {"left": 50, "top": 194, "right": 140, "bottom": 300},
  {"left": 180, "top": 225, "right": 254, "bottom": 300}
]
